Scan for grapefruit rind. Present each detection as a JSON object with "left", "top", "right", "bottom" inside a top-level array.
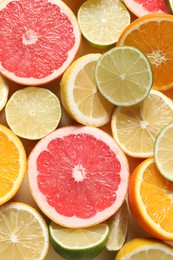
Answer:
[{"left": 27, "top": 126, "right": 129, "bottom": 228}]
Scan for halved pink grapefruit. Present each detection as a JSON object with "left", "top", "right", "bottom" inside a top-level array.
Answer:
[
  {"left": 27, "top": 126, "right": 129, "bottom": 228},
  {"left": 123, "top": 0, "right": 167, "bottom": 17},
  {"left": 0, "top": 0, "right": 81, "bottom": 85}
]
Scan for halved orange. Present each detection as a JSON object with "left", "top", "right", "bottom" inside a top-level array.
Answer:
[
  {"left": 128, "top": 157, "right": 173, "bottom": 241},
  {"left": 117, "top": 14, "right": 173, "bottom": 91},
  {"left": 0, "top": 124, "right": 26, "bottom": 205}
]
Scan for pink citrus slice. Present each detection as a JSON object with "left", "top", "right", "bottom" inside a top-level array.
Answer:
[
  {"left": 0, "top": 0, "right": 81, "bottom": 85},
  {"left": 123, "top": 0, "right": 167, "bottom": 17},
  {"left": 27, "top": 126, "right": 129, "bottom": 228}
]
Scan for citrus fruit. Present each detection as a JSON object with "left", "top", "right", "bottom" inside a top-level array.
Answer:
[
  {"left": 27, "top": 125, "right": 129, "bottom": 228},
  {"left": 154, "top": 122, "right": 173, "bottom": 182},
  {"left": 106, "top": 200, "right": 128, "bottom": 251},
  {"left": 117, "top": 13, "right": 173, "bottom": 91},
  {"left": 0, "top": 75, "right": 9, "bottom": 111},
  {"left": 122, "top": 0, "right": 167, "bottom": 17},
  {"left": 5, "top": 87, "right": 62, "bottom": 140},
  {"left": 165, "top": 0, "right": 173, "bottom": 13},
  {"left": 0, "top": 0, "right": 81, "bottom": 85},
  {"left": 77, "top": 0, "right": 130, "bottom": 48},
  {"left": 95, "top": 46, "right": 153, "bottom": 106},
  {"left": 0, "top": 202, "right": 49, "bottom": 259},
  {"left": 128, "top": 157, "right": 173, "bottom": 240},
  {"left": 115, "top": 237, "right": 173, "bottom": 259},
  {"left": 49, "top": 221, "right": 109, "bottom": 260},
  {"left": 111, "top": 89, "right": 173, "bottom": 158},
  {"left": 0, "top": 124, "right": 26, "bottom": 205},
  {"left": 60, "top": 53, "right": 114, "bottom": 127}
]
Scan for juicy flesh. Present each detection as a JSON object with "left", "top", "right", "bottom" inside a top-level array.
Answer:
[
  {"left": 120, "top": 19, "right": 173, "bottom": 89},
  {"left": 0, "top": 207, "right": 46, "bottom": 259},
  {"left": 0, "top": 0, "right": 75, "bottom": 78},
  {"left": 37, "top": 133, "right": 121, "bottom": 219},
  {"left": 0, "top": 132, "right": 20, "bottom": 199},
  {"left": 134, "top": 0, "right": 167, "bottom": 12},
  {"left": 141, "top": 162, "right": 173, "bottom": 232}
]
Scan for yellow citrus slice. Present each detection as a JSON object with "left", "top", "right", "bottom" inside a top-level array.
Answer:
[
  {"left": 128, "top": 157, "right": 173, "bottom": 240},
  {"left": 0, "top": 202, "right": 49, "bottom": 259},
  {"left": 60, "top": 53, "right": 114, "bottom": 127},
  {"left": 154, "top": 122, "right": 173, "bottom": 181},
  {"left": 106, "top": 200, "right": 128, "bottom": 251},
  {"left": 5, "top": 87, "right": 62, "bottom": 140},
  {"left": 117, "top": 13, "right": 173, "bottom": 91},
  {"left": 49, "top": 221, "right": 109, "bottom": 259},
  {"left": 0, "top": 124, "right": 26, "bottom": 205},
  {"left": 0, "top": 75, "right": 9, "bottom": 111},
  {"left": 115, "top": 238, "right": 173, "bottom": 259},
  {"left": 111, "top": 89, "right": 173, "bottom": 158},
  {"left": 77, "top": 0, "right": 130, "bottom": 48},
  {"left": 95, "top": 46, "right": 153, "bottom": 106}
]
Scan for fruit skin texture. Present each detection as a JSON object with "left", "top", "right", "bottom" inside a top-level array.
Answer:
[{"left": 128, "top": 157, "right": 173, "bottom": 241}]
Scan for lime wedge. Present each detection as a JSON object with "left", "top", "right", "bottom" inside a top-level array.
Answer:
[
  {"left": 77, "top": 0, "right": 130, "bottom": 48},
  {"left": 49, "top": 222, "right": 109, "bottom": 259},
  {"left": 95, "top": 46, "right": 153, "bottom": 106},
  {"left": 106, "top": 201, "right": 128, "bottom": 251}
]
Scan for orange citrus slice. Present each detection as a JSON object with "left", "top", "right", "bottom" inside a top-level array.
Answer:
[
  {"left": 28, "top": 125, "right": 129, "bottom": 228},
  {"left": 0, "top": 124, "right": 26, "bottom": 205},
  {"left": 117, "top": 13, "right": 173, "bottom": 91},
  {"left": 128, "top": 157, "right": 173, "bottom": 240}
]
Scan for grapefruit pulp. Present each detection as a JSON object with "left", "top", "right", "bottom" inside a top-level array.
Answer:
[
  {"left": 27, "top": 126, "right": 129, "bottom": 228},
  {"left": 123, "top": 0, "right": 167, "bottom": 17},
  {"left": 0, "top": 0, "right": 81, "bottom": 85}
]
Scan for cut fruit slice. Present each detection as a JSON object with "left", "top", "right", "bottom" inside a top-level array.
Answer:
[
  {"left": 27, "top": 125, "right": 129, "bottom": 228},
  {"left": 0, "top": 75, "right": 9, "bottom": 111},
  {"left": 5, "top": 87, "right": 62, "bottom": 140},
  {"left": 49, "top": 221, "right": 109, "bottom": 260},
  {"left": 122, "top": 0, "right": 167, "bottom": 17},
  {"left": 95, "top": 46, "right": 153, "bottom": 106},
  {"left": 60, "top": 53, "right": 114, "bottom": 127},
  {"left": 165, "top": 0, "right": 173, "bottom": 13},
  {"left": 77, "top": 0, "right": 130, "bottom": 48},
  {"left": 0, "top": 202, "right": 49, "bottom": 259},
  {"left": 106, "top": 200, "right": 128, "bottom": 251},
  {"left": 117, "top": 13, "right": 173, "bottom": 91},
  {"left": 115, "top": 238, "right": 173, "bottom": 259},
  {"left": 111, "top": 90, "right": 173, "bottom": 158},
  {"left": 0, "top": 0, "right": 81, "bottom": 85},
  {"left": 128, "top": 157, "right": 173, "bottom": 240},
  {"left": 154, "top": 122, "right": 173, "bottom": 181},
  {"left": 0, "top": 124, "right": 26, "bottom": 205}
]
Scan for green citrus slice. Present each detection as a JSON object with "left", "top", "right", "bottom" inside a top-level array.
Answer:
[
  {"left": 0, "top": 76, "right": 9, "bottom": 111},
  {"left": 95, "top": 46, "right": 153, "bottom": 106},
  {"left": 154, "top": 122, "right": 173, "bottom": 181},
  {"left": 49, "top": 221, "right": 109, "bottom": 260},
  {"left": 77, "top": 0, "right": 130, "bottom": 48},
  {"left": 5, "top": 87, "right": 62, "bottom": 140}
]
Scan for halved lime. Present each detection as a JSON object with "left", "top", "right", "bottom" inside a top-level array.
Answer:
[
  {"left": 49, "top": 221, "right": 109, "bottom": 259},
  {"left": 77, "top": 0, "right": 130, "bottom": 48},
  {"left": 154, "top": 122, "right": 173, "bottom": 181},
  {"left": 95, "top": 46, "right": 153, "bottom": 106}
]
